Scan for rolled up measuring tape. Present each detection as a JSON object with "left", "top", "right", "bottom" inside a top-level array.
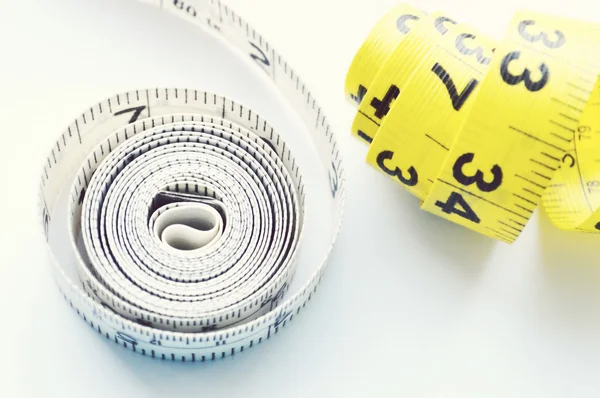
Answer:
[
  {"left": 345, "top": 4, "right": 600, "bottom": 243},
  {"left": 38, "top": 0, "right": 344, "bottom": 361}
]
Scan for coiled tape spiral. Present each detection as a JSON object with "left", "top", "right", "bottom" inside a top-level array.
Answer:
[{"left": 38, "top": 0, "right": 345, "bottom": 361}]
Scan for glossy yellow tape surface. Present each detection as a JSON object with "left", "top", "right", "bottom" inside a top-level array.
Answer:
[{"left": 345, "top": 5, "right": 600, "bottom": 243}]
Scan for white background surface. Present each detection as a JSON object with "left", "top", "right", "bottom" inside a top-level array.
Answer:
[{"left": 3, "top": 0, "right": 600, "bottom": 397}]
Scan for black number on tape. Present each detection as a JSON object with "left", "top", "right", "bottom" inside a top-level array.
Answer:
[
  {"left": 329, "top": 161, "right": 339, "bottom": 198},
  {"left": 432, "top": 63, "right": 479, "bottom": 111},
  {"left": 350, "top": 84, "right": 367, "bottom": 105},
  {"left": 455, "top": 33, "right": 493, "bottom": 65},
  {"left": 562, "top": 153, "right": 575, "bottom": 168},
  {"left": 578, "top": 126, "right": 591, "bottom": 133},
  {"left": 500, "top": 51, "right": 549, "bottom": 92},
  {"left": 595, "top": 222, "right": 600, "bottom": 231},
  {"left": 453, "top": 152, "right": 503, "bottom": 192},
  {"left": 173, "top": 0, "right": 197, "bottom": 17},
  {"left": 434, "top": 16, "right": 458, "bottom": 35},
  {"left": 578, "top": 125, "right": 591, "bottom": 141},
  {"left": 116, "top": 332, "right": 138, "bottom": 346},
  {"left": 370, "top": 84, "right": 400, "bottom": 119},
  {"left": 114, "top": 106, "right": 147, "bottom": 124},
  {"left": 396, "top": 14, "right": 420, "bottom": 34},
  {"left": 517, "top": 20, "right": 565, "bottom": 49},
  {"left": 249, "top": 42, "right": 270, "bottom": 66},
  {"left": 376, "top": 150, "right": 418, "bottom": 186},
  {"left": 435, "top": 192, "right": 481, "bottom": 223}
]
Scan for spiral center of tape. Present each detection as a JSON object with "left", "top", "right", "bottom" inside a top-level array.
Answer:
[{"left": 153, "top": 203, "right": 223, "bottom": 253}]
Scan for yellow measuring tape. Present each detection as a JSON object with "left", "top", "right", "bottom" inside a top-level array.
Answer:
[{"left": 345, "top": 4, "right": 600, "bottom": 243}]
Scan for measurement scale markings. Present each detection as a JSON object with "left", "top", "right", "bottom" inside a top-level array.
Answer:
[
  {"left": 568, "top": 93, "right": 588, "bottom": 103},
  {"left": 485, "top": 227, "right": 514, "bottom": 243},
  {"left": 551, "top": 97, "right": 584, "bottom": 113},
  {"left": 522, "top": 187, "right": 542, "bottom": 198},
  {"left": 357, "top": 109, "right": 381, "bottom": 127},
  {"left": 558, "top": 112, "right": 579, "bottom": 122},
  {"left": 531, "top": 171, "right": 552, "bottom": 181},
  {"left": 499, "top": 227, "right": 520, "bottom": 238},
  {"left": 508, "top": 218, "right": 526, "bottom": 227},
  {"left": 514, "top": 203, "right": 535, "bottom": 213},
  {"left": 509, "top": 125, "right": 566, "bottom": 152},
  {"left": 515, "top": 174, "right": 548, "bottom": 190},
  {"left": 498, "top": 220, "right": 523, "bottom": 233},
  {"left": 512, "top": 193, "right": 537, "bottom": 206},
  {"left": 425, "top": 133, "right": 449, "bottom": 150},
  {"left": 567, "top": 81, "right": 592, "bottom": 94},
  {"left": 549, "top": 132, "right": 571, "bottom": 142},
  {"left": 530, "top": 158, "right": 556, "bottom": 171},
  {"left": 549, "top": 120, "right": 576, "bottom": 133}
]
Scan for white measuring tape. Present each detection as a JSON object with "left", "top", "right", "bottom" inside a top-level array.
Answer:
[{"left": 38, "top": 0, "right": 345, "bottom": 361}]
